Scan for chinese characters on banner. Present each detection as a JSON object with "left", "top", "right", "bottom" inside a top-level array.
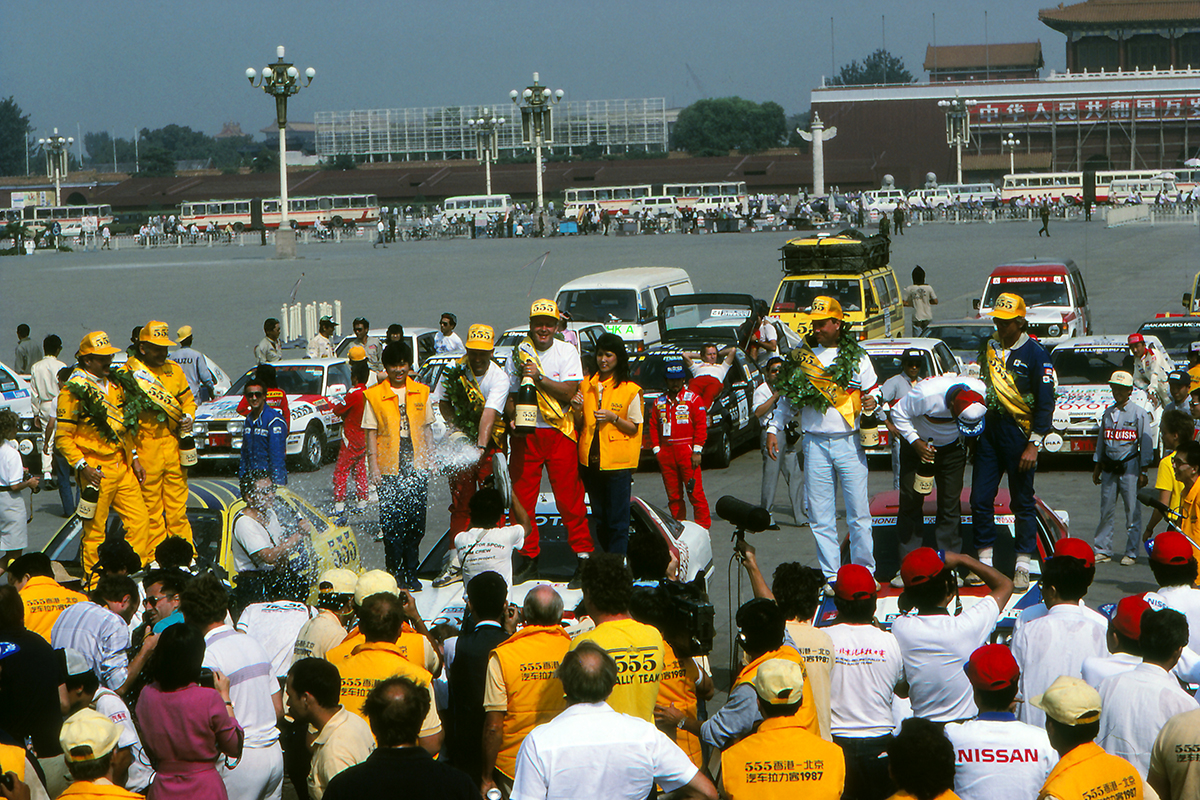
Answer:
[{"left": 969, "top": 96, "right": 1200, "bottom": 124}]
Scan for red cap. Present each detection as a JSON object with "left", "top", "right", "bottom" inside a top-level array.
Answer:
[
  {"left": 949, "top": 389, "right": 985, "bottom": 418},
  {"left": 1127, "top": 333, "right": 1145, "bottom": 345},
  {"left": 964, "top": 644, "right": 1020, "bottom": 690},
  {"left": 1053, "top": 537, "right": 1096, "bottom": 569},
  {"left": 1111, "top": 595, "right": 1152, "bottom": 640},
  {"left": 1150, "top": 531, "right": 1195, "bottom": 566},
  {"left": 835, "top": 565, "right": 878, "bottom": 601},
  {"left": 901, "top": 547, "right": 945, "bottom": 588}
]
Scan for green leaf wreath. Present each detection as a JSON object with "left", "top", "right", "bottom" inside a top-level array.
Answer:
[
  {"left": 978, "top": 342, "right": 1034, "bottom": 414},
  {"left": 442, "top": 363, "right": 482, "bottom": 443},
  {"left": 66, "top": 369, "right": 154, "bottom": 442},
  {"left": 776, "top": 327, "right": 867, "bottom": 414}
]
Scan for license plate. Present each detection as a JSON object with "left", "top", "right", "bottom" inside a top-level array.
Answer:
[
  {"left": 1071, "top": 438, "right": 1095, "bottom": 452},
  {"left": 209, "top": 433, "right": 231, "bottom": 447}
]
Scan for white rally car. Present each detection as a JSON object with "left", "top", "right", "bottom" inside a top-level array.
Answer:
[
  {"left": 193, "top": 358, "right": 351, "bottom": 471},
  {"left": 1046, "top": 335, "right": 1162, "bottom": 456},
  {"left": 862, "top": 337, "right": 963, "bottom": 456},
  {"left": 0, "top": 361, "right": 38, "bottom": 466}
]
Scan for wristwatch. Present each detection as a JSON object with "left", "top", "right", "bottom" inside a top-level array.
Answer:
[{"left": 1028, "top": 433, "right": 1044, "bottom": 450}]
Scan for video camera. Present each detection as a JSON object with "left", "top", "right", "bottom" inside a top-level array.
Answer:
[{"left": 630, "top": 576, "right": 715, "bottom": 657}]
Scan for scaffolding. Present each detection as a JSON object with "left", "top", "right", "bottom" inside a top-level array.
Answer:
[{"left": 314, "top": 98, "right": 668, "bottom": 161}]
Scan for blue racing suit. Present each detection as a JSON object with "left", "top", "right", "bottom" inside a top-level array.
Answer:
[{"left": 239, "top": 405, "right": 288, "bottom": 486}]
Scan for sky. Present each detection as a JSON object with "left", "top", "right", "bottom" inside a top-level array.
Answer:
[{"left": 2, "top": 0, "right": 1066, "bottom": 158}]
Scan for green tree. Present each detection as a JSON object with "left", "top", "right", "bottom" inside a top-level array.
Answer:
[
  {"left": 321, "top": 153, "right": 357, "bottom": 171},
  {"left": 670, "top": 97, "right": 787, "bottom": 156},
  {"left": 786, "top": 111, "right": 813, "bottom": 151},
  {"left": 138, "top": 146, "right": 175, "bottom": 177},
  {"left": 0, "top": 97, "right": 33, "bottom": 177},
  {"left": 830, "top": 49, "right": 914, "bottom": 85},
  {"left": 251, "top": 148, "right": 275, "bottom": 173}
]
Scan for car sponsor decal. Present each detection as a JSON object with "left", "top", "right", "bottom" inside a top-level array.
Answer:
[
  {"left": 710, "top": 309, "right": 752, "bottom": 318},
  {"left": 874, "top": 515, "right": 1016, "bottom": 525},
  {"left": 992, "top": 276, "right": 1057, "bottom": 283},
  {"left": 605, "top": 324, "right": 639, "bottom": 336},
  {"left": 1, "top": 389, "right": 31, "bottom": 401}
]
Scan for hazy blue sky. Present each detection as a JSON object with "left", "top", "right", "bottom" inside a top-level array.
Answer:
[{"left": 3, "top": 0, "right": 1065, "bottom": 155}]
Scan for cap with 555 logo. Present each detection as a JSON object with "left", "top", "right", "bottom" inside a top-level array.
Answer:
[
  {"left": 989, "top": 293, "right": 1027, "bottom": 320},
  {"left": 810, "top": 296, "right": 843, "bottom": 322},
  {"left": 77, "top": 332, "right": 121, "bottom": 358},
  {"left": 530, "top": 299, "right": 559, "bottom": 320}
]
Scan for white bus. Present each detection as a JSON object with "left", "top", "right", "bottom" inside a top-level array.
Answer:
[
  {"left": 1001, "top": 173, "right": 1084, "bottom": 204},
  {"left": 938, "top": 183, "right": 1000, "bottom": 205},
  {"left": 563, "top": 185, "right": 655, "bottom": 217},
  {"left": 179, "top": 194, "right": 380, "bottom": 230},
  {"left": 439, "top": 194, "right": 514, "bottom": 223},
  {"left": 662, "top": 181, "right": 749, "bottom": 214},
  {"left": 1109, "top": 175, "right": 1178, "bottom": 204},
  {"left": 2, "top": 204, "right": 114, "bottom": 236}
]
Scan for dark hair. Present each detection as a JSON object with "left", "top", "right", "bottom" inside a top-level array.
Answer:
[
  {"left": 0, "top": 586, "right": 23, "bottom": 631},
  {"left": 466, "top": 571, "right": 508, "bottom": 622},
  {"left": 1107, "top": 622, "right": 1141, "bottom": 656},
  {"left": 364, "top": 676, "right": 428, "bottom": 747},
  {"left": 1041, "top": 556, "right": 1093, "bottom": 602},
  {"left": 239, "top": 469, "right": 273, "bottom": 500},
  {"left": 1179, "top": 440, "right": 1200, "bottom": 470},
  {"left": 912, "top": 266, "right": 926, "bottom": 284},
  {"left": 350, "top": 359, "right": 371, "bottom": 387},
  {"left": 353, "top": 317, "right": 370, "bottom": 329},
  {"left": 43, "top": 334, "right": 62, "bottom": 355},
  {"left": 264, "top": 317, "right": 280, "bottom": 334},
  {"left": 440, "top": 313, "right": 456, "bottom": 326},
  {"left": 1140, "top": 607, "right": 1190, "bottom": 663},
  {"left": 152, "top": 622, "right": 207, "bottom": 691},
  {"left": 381, "top": 342, "right": 412, "bottom": 368},
  {"left": 95, "top": 540, "right": 141, "bottom": 576},
  {"left": 386, "top": 324, "right": 404, "bottom": 340},
  {"left": 580, "top": 554, "right": 632, "bottom": 615},
  {"left": 760, "top": 698, "right": 803, "bottom": 718},
  {"left": 468, "top": 488, "right": 505, "bottom": 529},
  {"left": 143, "top": 569, "right": 189, "bottom": 598},
  {"left": 765, "top": 356, "right": 784, "bottom": 370},
  {"left": 903, "top": 568, "right": 955, "bottom": 612},
  {"left": 8, "top": 552, "right": 53, "bottom": 581},
  {"left": 359, "top": 593, "right": 403, "bottom": 642},
  {"left": 626, "top": 524, "right": 671, "bottom": 580},
  {"left": 16, "top": 324, "right": 30, "bottom": 338},
  {"left": 289, "top": 657, "right": 341, "bottom": 708},
  {"left": 180, "top": 572, "right": 229, "bottom": 627},
  {"left": 66, "top": 751, "right": 113, "bottom": 782},
  {"left": 736, "top": 598, "right": 786, "bottom": 655},
  {"left": 1150, "top": 558, "right": 1199, "bottom": 588},
  {"left": 64, "top": 663, "right": 100, "bottom": 697},
  {"left": 155, "top": 537, "right": 194, "bottom": 571},
  {"left": 58, "top": 366, "right": 73, "bottom": 382},
  {"left": 974, "top": 682, "right": 1019, "bottom": 712},
  {"left": 832, "top": 595, "right": 877, "bottom": 624},
  {"left": 594, "top": 332, "right": 629, "bottom": 386},
  {"left": 772, "top": 562, "right": 824, "bottom": 621},
  {"left": 0, "top": 410, "right": 15, "bottom": 439},
  {"left": 253, "top": 363, "right": 279, "bottom": 389},
  {"left": 523, "top": 585, "right": 564, "bottom": 627},
  {"left": 92, "top": 575, "right": 137, "bottom": 607},
  {"left": 1162, "top": 409, "right": 1195, "bottom": 443},
  {"left": 887, "top": 717, "right": 956, "bottom": 800},
  {"left": 1046, "top": 716, "right": 1100, "bottom": 750},
  {"left": 580, "top": 352, "right": 598, "bottom": 377},
  {"left": 559, "top": 641, "right": 617, "bottom": 704},
  {"left": 130, "top": 326, "right": 142, "bottom": 343}
]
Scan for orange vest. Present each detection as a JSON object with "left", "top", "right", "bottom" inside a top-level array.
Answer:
[
  {"left": 571, "top": 618, "right": 666, "bottom": 722},
  {"left": 735, "top": 648, "right": 820, "bottom": 737},
  {"left": 721, "top": 715, "right": 846, "bottom": 800},
  {"left": 655, "top": 641, "right": 702, "bottom": 768},
  {"left": 58, "top": 781, "right": 144, "bottom": 799},
  {"left": 326, "top": 625, "right": 434, "bottom": 674},
  {"left": 337, "top": 640, "right": 433, "bottom": 720},
  {"left": 363, "top": 378, "right": 430, "bottom": 473},
  {"left": 1037, "top": 742, "right": 1143, "bottom": 800},
  {"left": 0, "top": 743, "right": 25, "bottom": 782},
  {"left": 577, "top": 376, "right": 643, "bottom": 470},
  {"left": 490, "top": 625, "right": 572, "bottom": 779},
  {"left": 20, "top": 576, "right": 86, "bottom": 643}
]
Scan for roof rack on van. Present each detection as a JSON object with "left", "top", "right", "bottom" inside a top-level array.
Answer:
[{"left": 779, "top": 228, "right": 890, "bottom": 275}]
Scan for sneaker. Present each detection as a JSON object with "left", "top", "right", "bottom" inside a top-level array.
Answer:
[
  {"left": 1014, "top": 568, "right": 1031, "bottom": 591},
  {"left": 513, "top": 554, "right": 540, "bottom": 585},
  {"left": 963, "top": 572, "right": 985, "bottom": 586},
  {"left": 1094, "top": 553, "right": 1112, "bottom": 563},
  {"left": 890, "top": 574, "right": 905, "bottom": 589},
  {"left": 567, "top": 556, "right": 587, "bottom": 590},
  {"left": 1120, "top": 555, "right": 1137, "bottom": 566},
  {"left": 333, "top": 501, "right": 346, "bottom": 514},
  {"left": 404, "top": 575, "right": 423, "bottom": 592},
  {"left": 432, "top": 566, "right": 462, "bottom": 588}
]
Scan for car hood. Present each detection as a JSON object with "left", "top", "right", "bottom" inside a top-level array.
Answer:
[
  {"left": 196, "top": 393, "right": 325, "bottom": 422},
  {"left": 1053, "top": 384, "right": 1151, "bottom": 420}
]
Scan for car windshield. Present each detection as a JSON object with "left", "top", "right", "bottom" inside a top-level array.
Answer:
[
  {"left": 1051, "top": 347, "right": 1133, "bottom": 385},
  {"left": 497, "top": 330, "right": 526, "bottom": 348},
  {"left": 661, "top": 302, "right": 753, "bottom": 338},
  {"left": 868, "top": 352, "right": 934, "bottom": 384},
  {"left": 772, "top": 279, "right": 864, "bottom": 313},
  {"left": 1138, "top": 322, "right": 1200, "bottom": 353},
  {"left": 628, "top": 354, "right": 669, "bottom": 393},
  {"left": 557, "top": 289, "right": 640, "bottom": 323},
  {"left": 982, "top": 279, "right": 1070, "bottom": 308},
  {"left": 229, "top": 365, "right": 324, "bottom": 396},
  {"left": 927, "top": 324, "right": 993, "bottom": 354},
  {"left": 0, "top": 368, "right": 18, "bottom": 393}
]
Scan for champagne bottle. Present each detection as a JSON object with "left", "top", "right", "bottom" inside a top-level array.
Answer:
[
  {"left": 515, "top": 375, "right": 538, "bottom": 435},
  {"left": 859, "top": 411, "right": 880, "bottom": 448},
  {"left": 913, "top": 439, "right": 936, "bottom": 495},
  {"left": 77, "top": 477, "right": 99, "bottom": 520},
  {"left": 179, "top": 435, "right": 198, "bottom": 467}
]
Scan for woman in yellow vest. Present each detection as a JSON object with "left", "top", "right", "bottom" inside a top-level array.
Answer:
[{"left": 572, "top": 333, "right": 643, "bottom": 555}]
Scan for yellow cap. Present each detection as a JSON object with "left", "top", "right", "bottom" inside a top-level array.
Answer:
[
  {"left": 752, "top": 658, "right": 806, "bottom": 705},
  {"left": 354, "top": 569, "right": 400, "bottom": 605},
  {"left": 530, "top": 299, "right": 559, "bottom": 320},
  {"left": 810, "top": 296, "right": 843, "bottom": 322},
  {"left": 318, "top": 568, "right": 359, "bottom": 595},
  {"left": 465, "top": 324, "right": 495, "bottom": 351},
  {"left": 60, "top": 708, "right": 122, "bottom": 761},
  {"left": 348, "top": 346, "right": 367, "bottom": 362},
  {"left": 77, "top": 331, "right": 121, "bottom": 358},
  {"left": 176, "top": 325, "right": 193, "bottom": 341},
  {"left": 989, "top": 293, "right": 1027, "bottom": 320},
  {"left": 139, "top": 320, "right": 176, "bottom": 347},
  {"left": 1109, "top": 370, "right": 1134, "bottom": 388},
  {"left": 1030, "top": 675, "right": 1102, "bottom": 726}
]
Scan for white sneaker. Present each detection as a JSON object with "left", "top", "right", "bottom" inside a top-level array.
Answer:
[
  {"left": 1014, "top": 568, "right": 1031, "bottom": 591},
  {"left": 333, "top": 501, "right": 345, "bottom": 514},
  {"left": 1120, "top": 555, "right": 1137, "bottom": 566},
  {"left": 890, "top": 574, "right": 905, "bottom": 589},
  {"left": 1094, "top": 553, "right": 1112, "bottom": 563}
]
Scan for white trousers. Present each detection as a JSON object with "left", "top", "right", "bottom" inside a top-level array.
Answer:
[{"left": 219, "top": 741, "right": 284, "bottom": 800}]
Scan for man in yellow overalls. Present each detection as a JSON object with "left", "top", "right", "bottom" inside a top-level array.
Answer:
[
  {"left": 56, "top": 332, "right": 152, "bottom": 580},
  {"left": 122, "top": 320, "right": 195, "bottom": 553}
]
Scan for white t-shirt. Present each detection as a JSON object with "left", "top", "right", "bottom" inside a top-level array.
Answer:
[
  {"left": 454, "top": 524, "right": 525, "bottom": 588},
  {"left": 752, "top": 383, "right": 777, "bottom": 428},
  {"left": 688, "top": 361, "right": 731, "bottom": 382},
  {"left": 203, "top": 625, "right": 281, "bottom": 748},
  {"left": 1098, "top": 662, "right": 1200, "bottom": 776},
  {"left": 1011, "top": 603, "right": 1108, "bottom": 728},
  {"left": 432, "top": 360, "right": 509, "bottom": 414},
  {"left": 769, "top": 345, "right": 877, "bottom": 435},
  {"left": 434, "top": 331, "right": 465, "bottom": 354},
  {"left": 505, "top": 338, "right": 583, "bottom": 428},
  {"left": 945, "top": 715, "right": 1057, "bottom": 800},
  {"left": 1012, "top": 599, "right": 1109, "bottom": 637},
  {"left": 236, "top": 600, "right": 317, "bottom": 678},
  {"left": 1147, "top": 585, "right": 1200, "bottom": 652},
  {"left": 94, "top": 687, "right": 155, "bottom": 792},
  {"left": 0, "top": 441, "right": 25, "bottom": 536},
  {"left": 232, "top": 509, "right": 285, "bottom": 574},
  {"left": 751, "top": 321, "right": 778, "bottom": 364},
  {"left": 1081, "top": 652, "right": 1142, "bottom": 689},
  {"left": 825, "top": 622, "right": 905, "bottom": 737},
  {"left": 891, "top": 596, "right": 1001, "bottom": 722}
]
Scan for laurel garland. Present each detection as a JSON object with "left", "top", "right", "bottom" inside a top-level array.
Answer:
[
  {"left": 65, "top": 369, "right": 152, "bottom": 443},
  {"left": 776, "top": 327, "right": 867, "bottom": 413},
  {"left": 442, "top": 363, "right": 482, "bottom": 443},
  {"left": 978, "top": 341, "right": 1035, "bottom": 414}
]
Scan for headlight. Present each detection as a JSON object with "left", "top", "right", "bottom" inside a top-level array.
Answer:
[
  {"left": 17, "top": 440, "right": 33, "bottom": 455},
  {"left": 19, "top": 417, "right": 34, "bottom": 432},
  {"left": 1048, "top": 324, "right": 1061, "bottom": 337},
  {"left": 193, "top": 421, "right": 208, "bottom": 435},
  {"left": 227, "top": 421, "right": 244, "bottom": 435}
]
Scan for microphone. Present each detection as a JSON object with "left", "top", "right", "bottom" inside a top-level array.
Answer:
[{"left": 715, "top": 496, "right": 771, "bottom": 534}]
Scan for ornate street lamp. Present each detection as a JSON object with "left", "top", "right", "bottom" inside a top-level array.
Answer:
[
  {"left": 38, "top": 128, "right": 73, "bottom": 206},
  {"left": 467, "top": 110, "right": 505, "bottom": 195},
  {"left": 510, "top": 73, "right": 563, "bottom": 212},
  {"left": 937, "top": 93, "right": 976, "bottom": 185},
  {"left": 1003, "top": 132, "right": 1021, "bottom": 175}
]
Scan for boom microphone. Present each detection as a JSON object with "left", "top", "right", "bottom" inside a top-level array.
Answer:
[
  {"left": 715, "top": 496, "right": 772, "bottom": 534},
  {"left": 1137, "top": 488, "right": 1170, "bottom": 515}
]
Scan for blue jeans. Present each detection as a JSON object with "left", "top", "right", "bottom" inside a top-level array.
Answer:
[
  {"left": 53, "top": 451, "right": 77, "bottom": 515},
  {"left": 379, "top": 470, "right": 428, "bottom": 582},
  {"left": 970, "top": 413, "right": 1037, "bottom": 555},
  {"left": 581, "top": 465, "right": 632, "bottom": 555},
  {"left": 804, "top": 431, "right": 875, "bottom": 580},
  {"left": 833, "top": 734, "right": 894, "bottom": 800}
]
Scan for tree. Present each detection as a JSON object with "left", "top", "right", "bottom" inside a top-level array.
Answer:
[
  {"left": 321, "top": 153, "right": 357, "bottom": 171},
  {"left": 670, "top": 97, "right": 787, "bottom": 156},
  {"left": 251, "top": 148, "right": 275, "bottom": 173},
  {"left": 0, "top": 97, "right": 32, "bottom": 177},
  {"left": 830, "top": 49, "right": 914, "bottom": 86},
  {"left": 787, "top": 111, "right": 813, "bottom": 151},
  {"left": 138, "top": 147, "right": 175, "bottom": 177}
]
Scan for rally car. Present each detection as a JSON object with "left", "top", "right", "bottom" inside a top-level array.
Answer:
[
  {"left": 1136, "top": 315, "right": 1200, "bottom": 369},
  {"left": 192, "top": 358, "right": 351, "bottom": 471},
  {"left": 332, "top": 327, "right": 437, "bottom": 371},
  {"left": 492, "top": 323, "right": 608, "bottom": 371},
  {"left": 0, "top": 361, "right": 38, "bottom": 467},
  {"left": 42, "top": 478, "right": 362, "bottom": 598},
  {"left": 862, "top": 337, "right": 963, "bottom": 455},
  {"left": 923, "top": 318, "right": 995, "bottom": 377},
  {"left": 1046, "top": 335, "right": 1162, "bottom": 456}
]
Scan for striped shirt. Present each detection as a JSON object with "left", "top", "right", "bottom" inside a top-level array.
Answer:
[
  {"left": 203, "top": 624, "right": 280, "bottom": 747},
  {"left": 50, "top": 602, "right": 130, "bottom": 691}
]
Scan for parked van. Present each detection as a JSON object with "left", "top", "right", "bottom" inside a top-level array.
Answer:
[
  {"left": 770, "top": 230, "right": 904, "bottom": 341},
  {"left": 555, "top": 267, "right": 694, "bottom": 350},
  {"left": 975, "top": 260, "right": 1092, "bottom": 346},
  {"left": 861, "top": 189, "right": 906, "bottom": 213},
  {"left": 940, "top": 183, "right": 1001, "bottom": 205}
]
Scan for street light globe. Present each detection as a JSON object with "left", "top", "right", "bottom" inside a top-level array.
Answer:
[
  {"left": 67, "top": 138, "right": 74, "bottom": 144},
  {"left": 305, "top": 68, "right": 315, "bottom": 79},
  {"left": 287, "top": 66, "right": 299, "bottom": 79},
  {"left": 468, "top": 119, "right": 476, "bottom": 127},
  {"left": 262, "top": 67, "right": 272, "bottom": 80},
  {"left": 498, "top": 117, "right": 505, "bottom": 125},
  {"left": 523, "top": 88, "right": 533, "bottom": 100},
  {"left": 38, "top": 139, "right": 45, "bottom": 145},
  {"left": 555, "top": 89, "right": 564, "bottom": 100},
  {"left": 277, "top": 45, "right": 285, "bottom": 59},
  {"left": 246, "top": 67, "right": 257, "bottom": 82},
  {"left": 510, "top": 90, "right": 519, "bottom": 101}
]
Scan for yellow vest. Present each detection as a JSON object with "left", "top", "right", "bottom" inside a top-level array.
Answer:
[
  {"left": 491, "top": 625, "right": 572, "bottom": 779},
  {"left": 1038, "top": 742, "right": 1142, "bottom": 800},
  {"left": 20, "top": 576, "right": 86, "bottom": 643},
  {"left": 735, "top": 648, "right": 820, "bottom": 737},
  {"left": 122, "top": 357, "right": 196, "bottom": 442},
  {"left": 363, "top": 378, "right": 430, "bottom": 473},
  {"left": 58, "top": 782, "right": 144, "bottom": 800},
  {"left": 326, "top": 625, "right": 433, "bottom": 673},
  {"left": 655, "top": 641, "right": 702, "bottom": 768},
  {"left": 577, "top": 376, "right": 643, "bottom": 470},
  {"left": 337, "top": 640, "right": 433, "bottom": 720},
  {"left": 721, "top": 715, "right": 845, "bottom": 800},
  {"left": 571, "top": 617, "right": 666, "bottom": 722},
  {"left": 0, "top": 743, "right": 25, "bottom": 782}
]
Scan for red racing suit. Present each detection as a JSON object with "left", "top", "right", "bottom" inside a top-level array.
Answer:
[
  {"left": 648, "top": 387, "right": 710, "bottom": 528},
  {"left": 332, "top": 385, "right": 368, "bottom": 502}
]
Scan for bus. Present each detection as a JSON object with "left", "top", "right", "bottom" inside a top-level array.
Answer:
[
  {"left": 1109, "top": 175, "right": 1178, "bottom": 204},
  {"left": 178, "top": 194, "right": 380, "bottom": 230},
  {"left": 1, "top": 204, "right": 114, "bottom": 236},
  {"left": 563, "top": 185, "right": 655, "bottom": 217},
  {"left": 439, "top": 194, "right": 514, "bottom": 222},
  {"left": 662, "top": 181, "right": 749, "bottom": 214},
  {"left": 562, "top": 181, "right": 749, "bottom": 217},
  {"left": 1002, "top": 169, "right": 1179, "bottom": 205}
]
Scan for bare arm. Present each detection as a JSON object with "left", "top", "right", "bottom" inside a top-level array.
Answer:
[
  {"left": 734, "top": 541, "right": 773, "bottom": 601},
  {"left": 477, "top": 408, "right": 499, "bottom": 450},
  {"left": 679, "top": 771, "right": 718, "bottom": 800},
  {"left": 511, "top": 493, "right": 533, "bottom": 539},
  {"left": 480, "top": 710, "right": 505, "bottom": 796},
  {"left": 366, "top": 429, "right": 380, "bottom": 483},
  {"left": 117, "top": 633, "right": 159, "bottom": 696},
  {"left": 945, "top": 551, "right": 1014, "bottom": 610}
]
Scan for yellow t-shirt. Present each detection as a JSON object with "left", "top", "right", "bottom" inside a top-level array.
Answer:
[
  {"left": 1157, "top": 449, "right": 1184, "bottom": 514},
  {"left": 571, "top": 617, "right": 666, "bottom": 722}
]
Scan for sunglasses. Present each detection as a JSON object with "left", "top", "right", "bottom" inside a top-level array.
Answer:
[{"left": 245, "top": 391, "right": 265, "bottom": 399}]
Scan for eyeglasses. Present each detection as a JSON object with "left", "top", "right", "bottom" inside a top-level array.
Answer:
[
  {"left": 143, "top": 594, "right": 174, "bottom": 607},
  {"left": 440, "top": 320, "right": 453, "bottom": 327},
  {"left": 245, "top": 391, "right": 265, "bottom": 399}
]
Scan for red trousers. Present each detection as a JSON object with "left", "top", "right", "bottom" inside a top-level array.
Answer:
[
  {"left": 332, "top": 440, "right": 368, "bottom": 502},
  {"left": 447, "top": 446, "right": 496, "bottom": 535},
  {"left": 510, "top": 427, "right": 593, "bottom": 557},
  {"left": 656, "top": 444, "right": 711, "bottom": 528}
]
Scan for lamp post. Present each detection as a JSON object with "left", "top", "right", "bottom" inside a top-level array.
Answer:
[
  {"left": 246, "top": 45, "right": 314, "bottom": 257},
  {"left": 467, "top": 109, "right": 505, "bottom": 195},
  {"left": 1003, "top": 132, "right": 1021, "bottom": 175},
  {"left": 37, "top": 128, "right": 73, "bottom": 206},
  {"left": 937, "top": 93, "right": 976, "bottom": 184},
  {"left": 510, "top": 73, "right": 563, "bottom": 212}
]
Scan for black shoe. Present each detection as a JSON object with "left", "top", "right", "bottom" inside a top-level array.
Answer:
[
  {"left": 767, "top": 523, "right": 781, "bottom": 531},
  {"left": 513, "top": 554, "right": 539, "bottom": 584},
  {"left": 567, "top": 556, "right": 587, "bottom": 590},
  {"left": 403, "top": 574, "right": 423, "bottom": 592}
]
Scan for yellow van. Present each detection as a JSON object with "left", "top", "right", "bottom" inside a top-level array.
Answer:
[{"left": 770, "top": 230, "right": 905, "bottom": 340}]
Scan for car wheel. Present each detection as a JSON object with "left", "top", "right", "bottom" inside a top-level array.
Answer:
[
  {"left": 707, "top": 427, "right": 733, "bottom": 470},
  {"left": 300, "top": 425, "right": 325, "bottom": 472}
]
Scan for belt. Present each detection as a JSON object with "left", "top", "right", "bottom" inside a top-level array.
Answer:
[{"left": 156, "top": 760, "right": 220, "bottom": 775}]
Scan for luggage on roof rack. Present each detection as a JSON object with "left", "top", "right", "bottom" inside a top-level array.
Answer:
[{"left": 779, "top": 228, "right": 890, "bottom": 274}]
